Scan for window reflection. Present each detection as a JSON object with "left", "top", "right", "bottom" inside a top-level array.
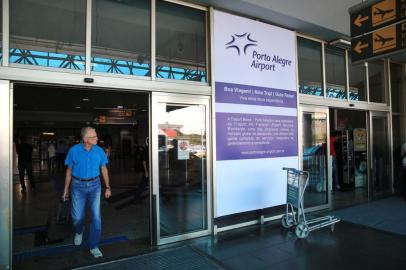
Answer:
[
  {"left": 390, "top": 63, "right": 404, "bottom": 112},
  {"left": 298, "top": 37, "right": 323, "bottom": 96},
  {"left": 348, "top": 56, "right": 366, "bottom": 101},
  {"left": 91, "top": 0, "right": 151, "bottom": 76},
  {"left": 158, "top": 104, "right": 207, "bottom": 236},
  {"left": 156, "top": 1, "right": 207, "bottom": 82},
  {"left": 10, "top": 0, "right": 86, "bottom": 70},
  {"left": 325, "top": 46, "right": 346, "bottom": 99},
  {"left": 302, "top": 112, "right": 328, "bottom": 208},
  {"left": 368, "top": 61, "right": 385, "bottom": 103}
]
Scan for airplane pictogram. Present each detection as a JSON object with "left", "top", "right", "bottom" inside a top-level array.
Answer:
[
  {"left": 374, "top": 33, "right": 394, "bottom": 46},
  {"left": 373, "top": 7, "right": 394, "bottom": 19}
]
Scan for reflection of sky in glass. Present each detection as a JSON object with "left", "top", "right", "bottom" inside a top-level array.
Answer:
[
  {"left": 9, "top": 48, "right": 206, "bottom": 82},
  {"left": 92, "top": 57, "right": 150, "bottom": 76},
  {"left": 326, "top": 86, "right": 346, "bottom": 99},
  {"left": 158, "top": 104, "right": 205, "bottom": 135},
  {"left": 299, "top": 85, "right": 323, "bottom": 96},
  {"left": 10, "top": 49, "right": 85, "bottom": 70},
  {"left": 157, "top": 66, "right": 206, "bottom": 82}
]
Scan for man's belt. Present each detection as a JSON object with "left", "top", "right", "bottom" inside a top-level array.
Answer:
[{"left": 72, "top": 175, "right": 99, "bottom": 182}]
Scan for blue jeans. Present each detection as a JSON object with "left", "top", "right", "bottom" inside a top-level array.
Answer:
[{"left": 71, "top": 178, "right": 101, "bottom": 249}]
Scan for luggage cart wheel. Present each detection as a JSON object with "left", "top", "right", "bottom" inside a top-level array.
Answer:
[
  {"left": 295, "top": 222, "right": 309, "bottom": 239},
  {"left": 281, "top": 214, "right": 295, "bottom": 228}
]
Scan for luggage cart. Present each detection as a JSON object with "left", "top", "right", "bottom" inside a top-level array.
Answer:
[{"left": 280, "top": 167, "right": 340, "bottom": 239}]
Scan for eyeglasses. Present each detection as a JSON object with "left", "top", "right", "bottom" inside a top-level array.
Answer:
[{"left": 87, "top": 136, "right": 98, "bottom": 139}]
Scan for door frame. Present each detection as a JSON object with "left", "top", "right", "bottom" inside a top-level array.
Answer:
[
  {"left": 299, "top": 105, "right": 331, "bottom": 212},
  {"left": 151, "top": 92, "right": 212, "bottom": 245},
  {"left": 369, "top": 111, "right": 392, "bottom": 199},
  {"left": 0, "top": 80, "right": 12, "bottom": 270}
]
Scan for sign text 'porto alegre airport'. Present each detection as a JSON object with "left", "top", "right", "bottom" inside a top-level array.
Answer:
[{"left": 214, "top": 10, "right": 298, "bottom": 217}]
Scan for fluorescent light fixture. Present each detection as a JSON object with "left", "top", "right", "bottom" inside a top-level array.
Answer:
[
  {"left": 42, "top": 132, "right": 55, "bottom": 136},
  {"left": 117, "top": 105, "right": 124, "bottom": 109},
  {"left": 82, "top": 98, "right": 89, "bottom": 102},
  {"left": 75, "top": 106, "right": 81, "bottom": 109}
]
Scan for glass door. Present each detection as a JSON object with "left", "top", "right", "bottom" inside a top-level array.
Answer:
[
  {"left": 151, "top": 93, "right": 211, "bottom": 245},
  {"left": 369, "top": 112, "right": 392, "bottom": 198},
  {"left": 0, "top": 80, "right": 12, "bottom": 269},
  {"left": 300, "top": 106, "right": 330, "bottom": 210}
]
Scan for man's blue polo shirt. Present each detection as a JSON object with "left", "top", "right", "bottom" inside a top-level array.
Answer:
[{"left": 65, "top": 143, "right": 108, "bottom": 179}]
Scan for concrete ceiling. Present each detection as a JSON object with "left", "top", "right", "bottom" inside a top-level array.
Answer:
[{"left": 186, "top": 0, "right": 362, "bottom": 41}]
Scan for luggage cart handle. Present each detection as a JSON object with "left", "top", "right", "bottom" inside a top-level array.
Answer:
[{"left": 283, "top": 167, "right": 309, "bottom": 177}]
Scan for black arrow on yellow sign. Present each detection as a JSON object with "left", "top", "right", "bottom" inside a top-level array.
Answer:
[
  {"left": 354, "top": 14, "right": 369, "bottom": 27},
  {"left": 354, "top": 41, "right": 369, "bottom": 54}
]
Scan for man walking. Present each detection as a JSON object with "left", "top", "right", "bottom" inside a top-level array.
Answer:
[
  {"left": 62, "top": 127, "right": 111, "bottom": 258},
  {"left": 16, "top": 136, "right": 35, "bottom": 192}
]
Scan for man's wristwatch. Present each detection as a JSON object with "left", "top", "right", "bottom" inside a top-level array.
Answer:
[{"left": 105, "top": 187, "right": 111, "bottom": 190}]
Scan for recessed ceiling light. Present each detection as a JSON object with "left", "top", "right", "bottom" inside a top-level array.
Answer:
[
  {"left": 82, "top": 98, "right": 89, "bottom": 102},
  {"left": 75, "top": 106, "right": 81, "bottom": 109},
  {"left": 117, "top": 105, "right": 123, "bottom": 109}
]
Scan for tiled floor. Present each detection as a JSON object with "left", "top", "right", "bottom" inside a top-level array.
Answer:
[
  {"left": 189, "top": 219, "right": 406, "bottom": 270},
  {"left": 15, "top": 215, "right": 406, "bottom": 270},
  {"left": 13, "top": 164, "right": 406, "bottom": 270}
]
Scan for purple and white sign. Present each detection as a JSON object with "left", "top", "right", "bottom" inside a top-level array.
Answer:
[
  {"left": 214, "top": 10, "right": 299, "bottom": 217},
  {"left": 216, "top": 113, "right": 298, "bottom": 160},
  {"left": 216, "top": 82, "right": 297, "bottom": 108}
]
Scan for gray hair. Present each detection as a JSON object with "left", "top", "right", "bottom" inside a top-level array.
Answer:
[{"left": 81, "top": 126, "right": 95, "bottom": 140}]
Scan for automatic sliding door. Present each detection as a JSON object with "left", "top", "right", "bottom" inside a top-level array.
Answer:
[
  {"left": 370, "top": 112, "right": 391, "bottom": 198},
  {"left": 151, "top": 94, "right": 210, "bottom": 244},
  {"left": 0, "top": 81, "right": 12, "bottom": 270},
  {"left": 300, "top": 106, "right": 329, "bottom": 209}
]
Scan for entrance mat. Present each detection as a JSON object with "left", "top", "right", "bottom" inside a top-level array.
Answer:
[
  {"left": 13, "top": 235, "right": 128, "bottom": 262},
  {"left": 75, "top": 246, "right": 226, "bottom": 270},
  {"left": 330, "top": 196, "right": 406, "bottom": 236}
]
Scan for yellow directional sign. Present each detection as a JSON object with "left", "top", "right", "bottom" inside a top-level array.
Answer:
[
  {"left": 372, "top": 24, "right": 396, "bottom": 53},
  {"left": 351, "top": 21, "right": 406, "bottom": 62},
  {"left": 350, "top": 0, "right": 406, "bottom": 37},
  {"left": 353, "top": 41, "right": 369, "bottom": 54},
  {"left": 372, "top": 0, "right": 396, "bottom": 27},
  {"left": 354, "top": 14, "right": 369, "bottom": 27}
]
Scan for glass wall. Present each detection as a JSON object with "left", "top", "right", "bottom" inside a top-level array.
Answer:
[
  {"left": 6, "top": 0, "right": 207, "bottom": 82},
  {"left": 297, "top": 37, "right": 323, "bottom": 96},
  {"left": 9, "top": 0, "right": 86, "bottom": 70},
  {"left": 390, "top": 63, "right": 405, "bottom": 192},
  {"left": 348, "top": 56, "right": 366, "bottom": 101},
  {"left": 0, "top": 2, "right": 2, "bottom": 63},
  {"left": 325, "top": 45, "right": 346, "bottom": 99},
  {"left": 302, "top": 110, "right": 328, "bottom": 208},
  {"left": 156, "top": 103, "right": 208, "bottom": 237},
  {"left": 91, "top": 0, "right": 150, "bottom": 76},
  {"left": 371, "top": 114, "right": 390, "bottom": 195},
  {"left": 390, "top": 63, "right": 404, "bottom": 114},
  {"left": 368, "top": 61, "right": 386, "bottom": 103},
  {"left": 156, "top": 0, "right": 207, "bottom": 82}
]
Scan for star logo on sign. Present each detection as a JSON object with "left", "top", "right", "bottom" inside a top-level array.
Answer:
[{"left": 225, "top": 33, "right": 258, "bottom": 56}]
